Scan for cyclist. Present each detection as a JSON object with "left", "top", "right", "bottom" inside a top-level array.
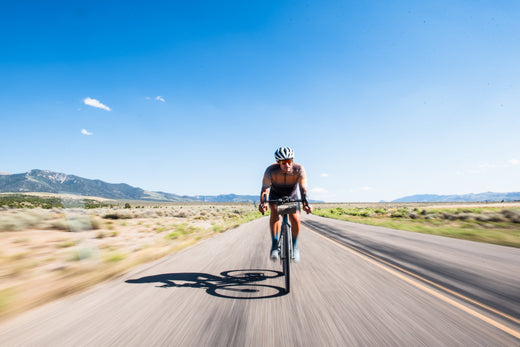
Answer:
[{"left": 259, "top": 146, "right": 313, "bottom": 263}]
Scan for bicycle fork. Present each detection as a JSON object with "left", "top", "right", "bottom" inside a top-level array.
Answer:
[{"left": 279, "top": 215, "right": 293, "bottom": 263}]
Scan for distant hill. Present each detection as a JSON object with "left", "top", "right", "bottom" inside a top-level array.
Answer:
[
  {"left": 0, "top": 170, "right": 258, "bottom": 203},
  {"left": 392, "top": 192, "right": 520, "bottom": 203},
  {"left": 195, "top": 194, "right": 259, "bottom": 203}
]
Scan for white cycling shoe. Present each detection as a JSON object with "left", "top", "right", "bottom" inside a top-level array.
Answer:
[
  {"left": 292, "top": 246, "right": 300, "bottom": 263},
  {"left": 270, "top": 248, "right": 279, "bottom": 261}
]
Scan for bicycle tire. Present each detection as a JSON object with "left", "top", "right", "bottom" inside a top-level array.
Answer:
[
  {"left": 278, "top": 229, "right": 284, "bottom": 275},
  {"left": 282, "top": 222, "right": 291, "bottom": 293}
]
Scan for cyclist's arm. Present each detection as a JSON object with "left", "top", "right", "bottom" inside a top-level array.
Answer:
[
  {"left": 298, "top": 167, "right": 313, "bottom": 213},
  {"left": 259, "top": 170, "right": 271, "bottom": 213},
  {"left": 298, "top": 178, "right": 309, "bottom": 206},
  {"left": 260, "top": 186, "right": 270, "bottom": 204}
]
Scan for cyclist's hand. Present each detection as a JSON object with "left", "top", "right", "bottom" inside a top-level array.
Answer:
[
  {"left": 303, "top": 204, "right": 313, "bottom": 214},
  {"left": 259, "top": 203, "right": 268, "bottom": 215}
]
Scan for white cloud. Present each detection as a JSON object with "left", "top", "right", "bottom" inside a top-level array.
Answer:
[
  {"left": 320, "top": 173, "right": 329, "bottom": 177},
  {"left": 479, "top": 163, "right": 496, "bottom": 168},
  {"left": 81, "top": 129, "right": 93, "bottom": 136},
  {"left": 155, "top": 96, "right": 165, "bottom": 102},
  {"left": 360, "top": 186, "right": 374, "bottom": 191},
  {"left": 472, "top": 159, "right": 520, "bottom": 171},
  {"left": 311, "top": 187, "right": 328, "bottom": 194},
  {"left": 83, "top": 97, "right": 111, "bottom": 111}
]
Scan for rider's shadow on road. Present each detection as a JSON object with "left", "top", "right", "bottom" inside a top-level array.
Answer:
[{"left": 125, "top": 269, "right": 286, "bottom": 299}]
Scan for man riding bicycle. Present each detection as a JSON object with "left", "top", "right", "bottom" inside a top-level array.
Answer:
[{"left": 259, "top": 146, "right": 313, "bottom": 263}]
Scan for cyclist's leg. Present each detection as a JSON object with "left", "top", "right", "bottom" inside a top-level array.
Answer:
[
  {"left": 269, "top": 203, "right": 281, "bottom": 240},
  {"left": 288, "top": 210, "right": 301, "bottom": 242},
  {"left": 269, "top": 203, "right": 281, "bottom": 260},
  {"left": 289, "top": 210, "right": 301, "bottom": 262}
]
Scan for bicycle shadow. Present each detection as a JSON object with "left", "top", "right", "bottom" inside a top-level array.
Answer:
[{"left": 125, "top": 269, "right": 286, "bottom": 299}]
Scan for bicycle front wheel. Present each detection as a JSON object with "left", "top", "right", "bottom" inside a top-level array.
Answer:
[{"left": 282, "top": 223, "right": 291, "bottom": 293}]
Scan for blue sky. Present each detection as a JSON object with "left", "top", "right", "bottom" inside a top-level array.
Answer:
[{"left": 1, "top": 1, "right": 519, "bottom": 202}]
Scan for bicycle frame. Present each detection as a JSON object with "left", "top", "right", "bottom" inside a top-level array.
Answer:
[{"left": 261, "top": 197, "right": 307, "bottom": 294}]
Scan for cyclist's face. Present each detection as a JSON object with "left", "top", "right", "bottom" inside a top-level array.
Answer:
[{"left": 278, "top": 159, "right": 293, "bottom": 173}]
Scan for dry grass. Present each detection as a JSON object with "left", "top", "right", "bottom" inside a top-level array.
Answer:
[{"left": 0, "top": 203, "right": 261, "bottom": 321}]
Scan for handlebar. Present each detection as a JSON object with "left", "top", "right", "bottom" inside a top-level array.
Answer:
[
  {"left": 260, "top": 195, "right": 310, "bottom": 215},
  {"left": 263, "top": 198, "right": 305, "bottom": 204}
]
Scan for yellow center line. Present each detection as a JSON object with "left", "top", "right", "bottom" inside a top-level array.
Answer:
[{"left": 309, "top": 228, "right": 520, "bottom": 340}]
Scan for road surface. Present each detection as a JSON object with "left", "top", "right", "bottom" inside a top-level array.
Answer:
[{"left": 1, "top": 215, "right": 519, "bottom": 346}]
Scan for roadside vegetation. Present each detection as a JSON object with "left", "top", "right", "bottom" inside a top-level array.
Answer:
[
  {"left": 0, "top": 194, "right": 114, "bottom": 209},
  {"left": 0, "top": 199, "right": 262, "bottom": 321},
  {"left": 3, "top": 195, "right": 519, "bottom": 321},
  {"left": 313, "top": 203, "right": 520, "bottom": 248}
]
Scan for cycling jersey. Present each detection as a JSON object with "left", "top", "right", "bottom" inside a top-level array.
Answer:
[{"left": 262, "top": 162, "right": 307, "bottom": 200}]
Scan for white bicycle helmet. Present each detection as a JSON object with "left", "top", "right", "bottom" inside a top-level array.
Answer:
[{"left": 274, "top": 146, "right": 294, "bottom": 161}]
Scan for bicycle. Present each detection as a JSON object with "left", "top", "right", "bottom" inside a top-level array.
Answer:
[{"left": 261, "top": 196, "right": 308, "bottom": 294}]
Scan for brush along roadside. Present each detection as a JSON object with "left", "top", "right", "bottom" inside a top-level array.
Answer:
[
  {"left": 313, "top": 203, "right": 520, "bottom": 248},
  {"left": 0, "top": 204, "right": 262, "bottom": 321}
]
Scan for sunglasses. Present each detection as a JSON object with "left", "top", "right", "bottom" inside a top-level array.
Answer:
[{"left": 278, "top": 159, "right": 293, "bottom": 165}]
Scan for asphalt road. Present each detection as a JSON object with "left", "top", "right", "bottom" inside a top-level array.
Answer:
[{"left": 1, "top": 215, "right": 519, "bottom": 346}]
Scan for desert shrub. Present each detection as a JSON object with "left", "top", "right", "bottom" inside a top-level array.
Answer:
[
  {"left": 335, "top": 208, "right": 369, "bottom": 217},
  {"left": 329, "top": 208, "right": 344, "bottom": 215},
  {"left": 409, "top": 212, "right": 419, "bottom": 219},
  {"left": 89, "top": 216, "right": 101, "bottom": 229},
  {"left": 355, "top": 209, "right": 371, "bottom": 217},
  {"left": 70, "top": 247, "right": 94, "bottom": 261},
  {"left": 103, "top": 212, "right": 132, "bottom": 220},
  {"left": 502, "top": 209, "right": 520, "bottom": 223},
  {"left": 51, "top": 218, "right": 93, "bottom": 232},
  {"left": 103, "top": 252, "right": 125, "bottom": 262},
  {"left": 177, "top": 224, "right": 196, "bottom": 235},
  {"left": 440, "top": 213, "right": 457, "bottom": 221},
  {"left": 176, "top": 211, "right": 188, "bottom": 218},
  {"left": 50, "top": 220, "right": 69, "bottom": 231},
  {"left": 165, "top": 231, "right": 181, "bottom": 240},
  {"left": 137, "top": 209, "right": 157, "bottom": 218},
  {"left": 0, "top": 210, "right": 46, "bottom": 231},
  {"left": 57, "top": 240, "right": 76, "bottom": 248},
  {"left": 476, "top": 213, "right": 507, "bottom": 223},
  {"left": 391, "top": 208, "right": 409, "bottom": 218},
  {"left": 103, "top": 214, "right": 120, "bottom": 220},
  {"left": 455, "top": 213, "right": 478, "bottom": 221},
  {"left": 0, "top": 214, "right": 24, "bottom": 231}
]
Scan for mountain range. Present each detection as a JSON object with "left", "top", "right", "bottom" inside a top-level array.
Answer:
[
  {"left": 392, "top": 192, "right": 520, "bottom": 203},
  {"left": 1, "top": 170, "right": 518, "bottom": 203},
  {"left": 0, "top": 170, "right": 258, "bottom": 203}
]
